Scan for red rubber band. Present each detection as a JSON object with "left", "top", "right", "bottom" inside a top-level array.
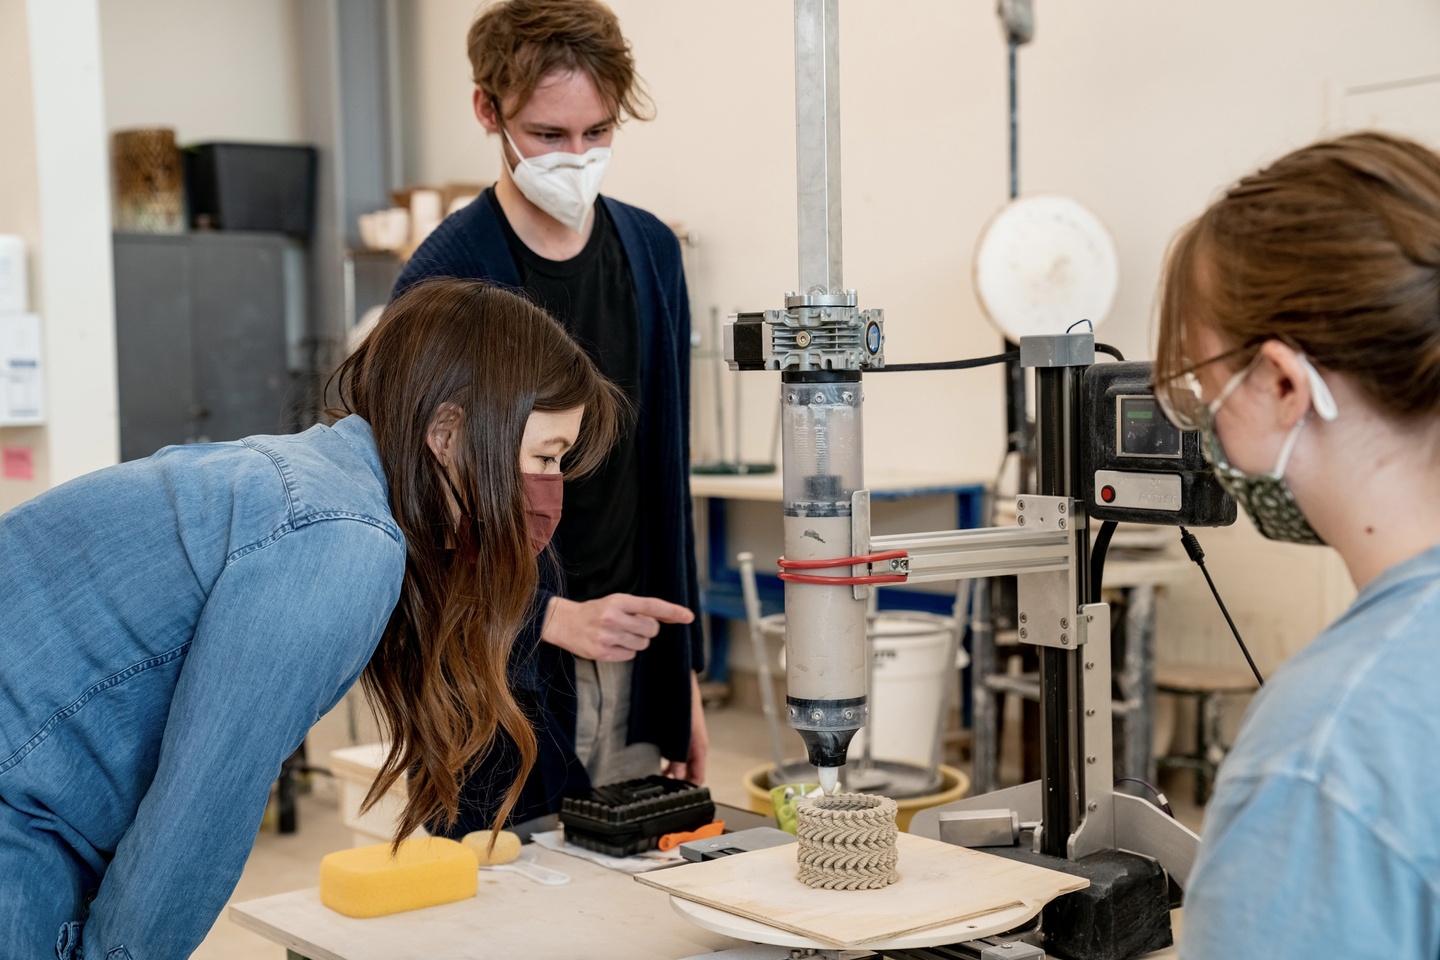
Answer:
[
  {"left": 776, "top": 549, "right": 908, "bottom": 571},
  {"left": 778, "top": 572, "right": 910, "bottom": 585}
]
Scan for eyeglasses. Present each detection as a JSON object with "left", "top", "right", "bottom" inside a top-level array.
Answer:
[{"left": 1152, "top": 343, "right": 1260, "bottom": 431}]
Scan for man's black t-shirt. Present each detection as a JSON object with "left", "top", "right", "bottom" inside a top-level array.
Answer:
[{"left": 493, "top": 194, "right": 642, "bottom": 602}]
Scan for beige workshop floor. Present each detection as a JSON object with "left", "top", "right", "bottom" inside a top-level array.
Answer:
[{"left": 193, "top": 690, "right": 1206, "bottom": 959}]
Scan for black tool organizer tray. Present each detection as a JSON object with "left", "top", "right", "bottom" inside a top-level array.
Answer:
[{"left": 560, "top": 776, "right": 715, "bottom": 857}]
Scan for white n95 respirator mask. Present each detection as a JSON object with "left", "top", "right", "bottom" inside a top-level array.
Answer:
[{"left": 503, "top": 129, "right": 611, "bottom": 234}]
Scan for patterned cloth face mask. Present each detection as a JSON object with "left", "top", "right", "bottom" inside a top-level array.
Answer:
[{"left": 1198, "top": 350, "right": 1338, "bottom": 545}]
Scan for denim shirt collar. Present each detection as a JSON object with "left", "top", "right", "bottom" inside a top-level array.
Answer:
[{"left": 329, "top": 415, "right": 389, "bottom": 497}]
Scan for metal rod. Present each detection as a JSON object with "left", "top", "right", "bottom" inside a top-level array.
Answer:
[
  {"left": 794, "top": 0, "right": 843, "bottom": 294},
  {"left": 711, "top": 306, "right": 728, "bottom": 463}
]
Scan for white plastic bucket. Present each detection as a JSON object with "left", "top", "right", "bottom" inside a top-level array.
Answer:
[{"left": 767, "top": 611, "right": 966, "bottom": 768}]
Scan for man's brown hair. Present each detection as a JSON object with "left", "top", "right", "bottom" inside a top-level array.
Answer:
[{"left": 468, "top": 0, "right": 654, "bottom": 122}]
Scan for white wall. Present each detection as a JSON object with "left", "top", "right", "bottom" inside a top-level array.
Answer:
[
  {"left": 98, "top": 0, "right": 304, "bottom": 144},
  {"left": 28, "top": 0, "right": 122, "bottom": 486},
  {"left": 0, "top": 0, "right": 49, "bottom": 510},
  {"left": 399, "top": 0, "right": 1440, "bottom": 675}
]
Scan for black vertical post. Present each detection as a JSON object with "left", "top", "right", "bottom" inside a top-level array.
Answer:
[{"left": 1035, "top": 365, "right": 1089, "bottom": 858}]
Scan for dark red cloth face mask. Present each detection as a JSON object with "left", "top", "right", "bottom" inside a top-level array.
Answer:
[{"left": 523, "top": 472, "right": 564, "bottom": 556}]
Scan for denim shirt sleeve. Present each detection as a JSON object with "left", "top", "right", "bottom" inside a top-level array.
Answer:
[
  {"left": 1181, "top": 772, "right": 1440, "bottom": 959},
  {"left": 78, "top": 517, "right": 404, "bottom": 960}
]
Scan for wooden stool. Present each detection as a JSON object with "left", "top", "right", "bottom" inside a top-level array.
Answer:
[{"left": 1154, "top": 665, "right": 1258, "bottom": 805}]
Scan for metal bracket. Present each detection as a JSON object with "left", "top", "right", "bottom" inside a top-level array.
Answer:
[
  {"left": 1069, "top": 602, "right": 1115, "bottom": 860},
  {"left": 851, "top": 488, "right": 871, "bottom": 601},
  {"left": 1014, "top": 496, "right": 1082, "bottom": 649}
]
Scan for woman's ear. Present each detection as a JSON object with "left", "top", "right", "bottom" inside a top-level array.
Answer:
[
  {"left": 1256, "top": 339, "right": 1314, "bottom": 431},
  {"left": 426, "top": 403, "right": 464, "bottom": 469}
]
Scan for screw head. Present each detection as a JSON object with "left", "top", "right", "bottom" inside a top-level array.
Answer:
[
  {"left": 1089, "top": 801, "right": 1098, "bottom": 812},
  {"left": 1019, "top": 627, "right": 1029, "bottom": 639},
  {"left": 813, "top": 392, "right": 826, "bottom": 403},
  {"left": 1086, "top": 708, "right": 1096, "bottom": 717},
  {"left": 810, "top": 709, "right": 824, "bottom": 722},
  {"left": 1019, "top": 613, "right": 1027, "bottom": 624},
  {"left": 1061, "top": 635, "right": 1069, "bottom": 645},
  {"left": 843, "top": 709, "right": 855, "bottom": 720},
  {"left": 1017, "top": 499, "right": 1026, "bottom": 510},
  {"left": 1087, "top": 756, "right": 1097, "bottom": 764},
  {"left": 1061, "top": 618, "right": 1069, "bottom": 629},
  {"left": 842, "top": 391, "right": 855, "bottom": 403},
  {"left": 1059, "top": 502, "right": 1067, "bottom": 514},
  {"left": 1085, "top": 661, "right": 1095, "bottom": 670},
  {"left": 1018, "top": 515, "right": 1026, "bottom": 526},
  {"left": 796, "top": 330, "right": 813, "bottom": 348},
  {"left": 787, "top": 392, "right": 797, "bottom": 403},
  {"left": 1059, "top": 518, "right": 1067, "bottom": 529}
]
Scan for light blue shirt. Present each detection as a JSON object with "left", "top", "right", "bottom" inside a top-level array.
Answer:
[
  {"left": 1181, "top": 543, "right": 1440, "bottom": 958},
  {"left": 0, "top": 416, "right": 406, "bottom": 960}
]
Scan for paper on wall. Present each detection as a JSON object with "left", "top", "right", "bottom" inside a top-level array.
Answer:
[{"left": 0, "top": 314, "right": 44, "bottom": 426}]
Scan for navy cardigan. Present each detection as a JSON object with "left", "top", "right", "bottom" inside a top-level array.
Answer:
[{"left": 393, "top": 190, "right": 703, "bottom": 827}]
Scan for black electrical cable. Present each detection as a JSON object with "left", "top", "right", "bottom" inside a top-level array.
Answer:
[
  {"left": 1114, "top": 777, "right": 1174, "bottom": 817},
  {"left": 1090, "top": 519, "right": 1119, "bottom": 604},
  {"left": 1179, "top": 527, "right": 1265, "bottom": 686},
  {"left": 872, "top": 350, "right": 1019, "bottom": 373},
  {"left": 1095, "top": 342, "right": 1126, "bottom": 362}
]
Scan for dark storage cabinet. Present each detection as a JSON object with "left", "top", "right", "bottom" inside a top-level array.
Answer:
[{"left": 113, "top": 232, "right": 307, "bottom": 462}]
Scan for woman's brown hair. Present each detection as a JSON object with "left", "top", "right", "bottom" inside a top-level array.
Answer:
[
  {"left": 330, "top": 278, "right": 625, "bottom": 842},
  {"left": 1156, "top": 131, "right": 1440, "bottom": 421},
  {"left": 467, "top": 0, "right": 654, "bottom": 122}
]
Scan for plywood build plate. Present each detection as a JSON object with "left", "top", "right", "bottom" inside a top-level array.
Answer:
[{"left": 636, "top": 832, "right": 1088, "bottom": 948}]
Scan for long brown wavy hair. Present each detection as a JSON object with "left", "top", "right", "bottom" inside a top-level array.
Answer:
[
  {"left": 1155, "top": 131, "right": 1440, "bottom": 422},
  {"left": 330, "top": 278, "right": 626, "bottom": 843}
]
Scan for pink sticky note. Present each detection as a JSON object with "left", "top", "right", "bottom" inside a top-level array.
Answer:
[{"left": 2, "top": 446, "right": 34, "bottom": 481}]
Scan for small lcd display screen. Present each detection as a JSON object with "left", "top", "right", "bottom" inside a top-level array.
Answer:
[{"left": 1118, "top": 396, "right": 1182, "bottom": 458}]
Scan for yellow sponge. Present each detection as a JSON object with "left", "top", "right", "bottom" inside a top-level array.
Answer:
[
  {"left": 461, "top": 829, "right": 521, "bottom": 866},
  {"left": 319, "top": 837, "right": 478, "bottom": 918}
]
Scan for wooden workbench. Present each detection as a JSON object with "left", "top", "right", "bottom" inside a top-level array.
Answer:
[{"left": 228, "top": 841, "right": 743, "bottom": 960}]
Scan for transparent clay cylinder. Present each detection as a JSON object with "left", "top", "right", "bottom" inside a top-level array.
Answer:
[{"left": 781, "top": 374, "right": 867, "bottom": 772}]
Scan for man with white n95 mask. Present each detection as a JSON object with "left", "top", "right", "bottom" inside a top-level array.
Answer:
[{"left": 393, "top": 0, "right": 707, "bottom": 837}]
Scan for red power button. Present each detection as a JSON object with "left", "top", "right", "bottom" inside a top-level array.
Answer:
[{"left": 1100, "top": 485, "right": 1117, "bottom": 503}]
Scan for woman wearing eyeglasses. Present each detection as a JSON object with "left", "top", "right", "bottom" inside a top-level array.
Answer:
[{"left": 1153, "top": 132, "right": 1440, "bottom": 957}]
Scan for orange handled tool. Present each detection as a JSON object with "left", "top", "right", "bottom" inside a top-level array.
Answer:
[{"left": 658, "top": 820, "right": 725, "bottom": 852}]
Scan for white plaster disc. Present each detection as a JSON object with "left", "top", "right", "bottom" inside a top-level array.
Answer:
[
  {"left": 669, "top": 894, "right": 1040, "bottom": 950},
  {"left": 973, "top": 194, "right": 1120, "bottom": 340}
]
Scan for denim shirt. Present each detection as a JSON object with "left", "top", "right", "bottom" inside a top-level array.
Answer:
[
  {"left": 0, "top": 416, "right": 405, "bottom": 960},
  {"left": 1181, "top": 543, "right": 1440, "bottom": 958}
]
